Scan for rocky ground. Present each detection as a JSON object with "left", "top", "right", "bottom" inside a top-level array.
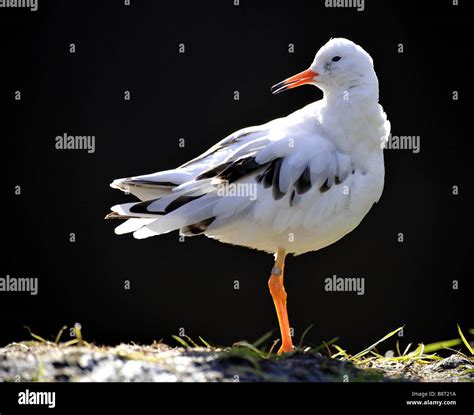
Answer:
[{"left": 0, "top": 341, "right": 472, "bottom": 382}]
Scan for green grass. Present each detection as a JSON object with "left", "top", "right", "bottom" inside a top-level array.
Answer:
[
  {"left": 458, "top": 324, "right": 474, "bottom": 355},
  {"left": 17, "top": 322, "right": 474, "bottom": 381},
  {"left": 170, "top": 323, "right": 474, "bottom": 379},
  {"left": 23, "top": 323, "right": 90, "bottom": 347},
  {"left": 23, "top": 322, "right": 473, "bottom": 364}
]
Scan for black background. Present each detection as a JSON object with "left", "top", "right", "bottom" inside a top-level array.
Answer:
[{"left": 1, "top": 0, "right": 472, "bottom": 352}]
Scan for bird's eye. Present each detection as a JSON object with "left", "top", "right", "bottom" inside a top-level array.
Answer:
[{"left": 331, "top": 56, "right": 342, "bottom": 62}]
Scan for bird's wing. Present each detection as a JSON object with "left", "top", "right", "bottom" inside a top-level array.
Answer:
[
  {"left": 109, "top": 103, "right": 357, "bottom": 239},
  {"left": 110, "top": 119, "right": 283, "bottom": 201}
]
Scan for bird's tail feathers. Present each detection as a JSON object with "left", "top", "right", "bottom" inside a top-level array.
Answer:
[{"left": 107, "top": 179, "right": 219, "bottom": 239}]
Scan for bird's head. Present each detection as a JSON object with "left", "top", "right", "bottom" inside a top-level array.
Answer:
[{"left": 271, "top": 38, "right": 378, "bottom": 98}]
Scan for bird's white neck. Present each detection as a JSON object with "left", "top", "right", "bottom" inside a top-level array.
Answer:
[
  {"left": 323, "top": 78, "right": 379, "bottom": 106},
  {"left": 319, "top": 81, "right": 386, "bottom": 156}
]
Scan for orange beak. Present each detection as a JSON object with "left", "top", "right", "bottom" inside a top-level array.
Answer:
[{"left": 271, "top": 68, "right": 318, "bottom": 94}]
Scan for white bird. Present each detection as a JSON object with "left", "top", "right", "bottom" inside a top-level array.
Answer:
[{"left": 107, "top": 38, "right": 390, "bottom": 354}]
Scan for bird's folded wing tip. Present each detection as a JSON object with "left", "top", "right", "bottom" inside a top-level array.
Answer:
[
  {"left": 110, "top": 179, "right": 125, "bottom": 189},
  {"left": 104, "top": 212, "right": 115, "bottom": 220}
]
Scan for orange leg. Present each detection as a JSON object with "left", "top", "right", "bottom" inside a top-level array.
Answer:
[{"left": 268, "top": 249, "right": 294, "bottom": 354}]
